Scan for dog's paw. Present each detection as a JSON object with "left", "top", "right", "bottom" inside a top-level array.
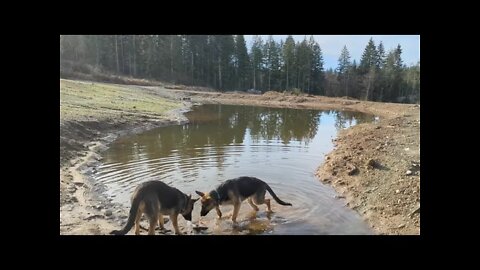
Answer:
[{"left": 158, "top": 228, "right": 171, "bottom": 234}]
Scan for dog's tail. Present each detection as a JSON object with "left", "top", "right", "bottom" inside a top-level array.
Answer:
[
  {"left": 265, "top": 184, "right": 292, "bottom": 206},
  {"left": 110, "top": 194, "right": 143, "bottom": 235}
]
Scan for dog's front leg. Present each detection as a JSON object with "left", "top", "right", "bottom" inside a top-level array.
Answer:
[
  {"left": 232, "top": 203, "right": 241, "bottom": 223},
  {"left": 215, "top": 206, "right": 222, "bottom": 218},
  {"left": 170, "top": 214, "right": 182, "bottom": 235},
  {"left": 134, "top": 209, "right": 143, "bottom": 235},
  {"left": 158, "top": 215, "right": 165, "bottom": 230}
]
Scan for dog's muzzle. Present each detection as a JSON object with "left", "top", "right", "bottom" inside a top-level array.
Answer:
[{"left": 182, "top": 212, "right": 192, "bottom": 221}]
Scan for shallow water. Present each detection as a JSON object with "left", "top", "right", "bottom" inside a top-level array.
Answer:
[{"left": 94, "top": 104, "right": 376, "bottom": 235}]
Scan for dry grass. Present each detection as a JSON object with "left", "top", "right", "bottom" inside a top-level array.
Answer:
[{"left": 60, "top": 79, "right": 181, "bottom": 122}]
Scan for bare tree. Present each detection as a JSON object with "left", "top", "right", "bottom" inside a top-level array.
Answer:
[{"left": 115, "top": 35, "right": 120, "bottom": 73}]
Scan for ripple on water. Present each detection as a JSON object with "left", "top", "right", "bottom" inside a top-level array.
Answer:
[{"left": 94, "top": 105, "right": 375, "bottom": 235}]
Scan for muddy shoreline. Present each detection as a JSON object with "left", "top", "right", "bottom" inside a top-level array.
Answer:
[
  {"left": 60, "top": 81, "right": 419, "bottom": 235},
  {"left": 60, "top": 106, "right": 192, "bottom": 235}
]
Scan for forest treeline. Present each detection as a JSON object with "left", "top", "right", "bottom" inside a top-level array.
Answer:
[{"left": 60, "top": 35, "right": 419, "bottom": 103}]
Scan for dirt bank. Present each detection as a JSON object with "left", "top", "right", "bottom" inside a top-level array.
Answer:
[
  {"left": 316, "top": 109, "right": 420, "bottom": 235},
  {"left": 60, "top": 80, "right": 419, "bottom": 235}
]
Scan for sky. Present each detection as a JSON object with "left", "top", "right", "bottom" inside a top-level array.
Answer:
[{"left": 244, "top": 35, "right": 420, "bottom": 70}]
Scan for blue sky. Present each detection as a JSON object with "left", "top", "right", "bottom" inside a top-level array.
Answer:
[{"left": 244, "top": 35, "right": 420, "bottom": 70}]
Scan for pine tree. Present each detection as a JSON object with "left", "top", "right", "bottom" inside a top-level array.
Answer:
[
  {"left": 348, "top": 60, "right": 360, "bottom": 99},
  {"left": 263, "top": 36, "right": 273, "bottom": 91},
  {"left": 270, "top": 38, "right": 282, "bottom": 91},
  {"left": 251, "top": 35, "right": 264, "bottom": 90},
  {"left": 295, "top": 37, "right": 312, "bottom": 92},
  {"left": 359, "top": 38, "right": 377, "bottom": 75},
  {"left": 383, "top": 45, "right": 404, "bottom": 102},
  {"left": 359, "top": 38, "right": 382, "bottom": 100},
  {"left": 234, "top": 35, "right": 250, "bottom": 90},
  {"left": 393, "top": 44, "right": 404, "bottom": 100},
  {"left": 337, "top": 45, "right": 351, "bottom": 97},
  {"left": 283, "top": 36, "right": 295, "bottom": 90},
  {"left": 310, "top": 37, "right": 325, "bottom": 95},
  {"left": 377, "top": 41, "right": 386, "bottom": 69},
  {"left": 374, "top": 41, "right": 387, "bottom": 101},
  {"left": 262, "top": 36, "right": 283, "bottom": 91},
  {"left": 337, "top": 45, "right": 351, "bottom": 74}
]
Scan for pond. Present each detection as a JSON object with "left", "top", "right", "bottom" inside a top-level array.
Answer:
[{"left": 94, "top": 104, "right": 376, "bottom": 235}]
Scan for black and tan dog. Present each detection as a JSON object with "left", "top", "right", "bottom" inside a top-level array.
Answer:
[
  {"left": 110, "top": 180, "right": 198, "bottom": 235},
  {"left": 195, "top": 176, "right": 292, "bottom": 223}
]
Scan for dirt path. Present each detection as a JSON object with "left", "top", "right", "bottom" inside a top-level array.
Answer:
[{"left": 60, "top": 80, "right": 419, "bottom": 235}]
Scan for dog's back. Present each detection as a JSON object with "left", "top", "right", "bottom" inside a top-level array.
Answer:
[
  {"left": 138, "top": 181, "right": 185, "bottom": 210},
  {"left": 219, "top": 176, "right": 292, "bottom": 206},
  {"left": 216, "top": 176, "right": 266, "bottom": 200}
]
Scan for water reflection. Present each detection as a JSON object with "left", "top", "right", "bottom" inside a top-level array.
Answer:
[
  {"left": 96, "top": 104, "right": 376, "bottom": 235},
  {"left": 108, "top": 105, "right": 374, "bottom": 164}
]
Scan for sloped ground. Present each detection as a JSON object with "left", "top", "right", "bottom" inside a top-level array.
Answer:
[{"left": 316, "top": 111, "right": 420, "bottom": 234}]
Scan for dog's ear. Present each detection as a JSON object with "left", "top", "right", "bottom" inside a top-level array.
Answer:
[
  {"left": 188, "top": 194, "right": 199, "bottom": 202},
  {"left": 195, "top": 191, "right": 205, "bottom": 197}
]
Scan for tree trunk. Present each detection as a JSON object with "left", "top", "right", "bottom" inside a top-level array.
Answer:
[
  {"left": 95, "top": 36, "right": 99, "bottom": 67},
  {"left": 307, "top": 77, "right": 310, "bottom": 94},
  {"left": 115, "top": 35, "right": 120, "bottom": 74},
  {"left": 268, "top": 69, "right": 271, "bottom": 91},
  {"left": 366, "top": 72, "right": 373, "bottom": 101},
  {"left": 379, "top": 85, "right": 384, "bottom": 101},
  {"left": 213, "top": 72, "right": 217, "bottom": 89},
  {"left": 286, "top": 63, "right": 289, "bottom": 90},
  {"left": 133, "top": 36, "right": 137, "bottom": 76},
  {"left": 345, "top": 71, "right": 349, "bottom": 97},
  {"left": 74, "top": 36, "right": 78, "bottom": 61},
  {"left": 128, "top": 53, "right": 131, "bottom": 76},
  {"left": 60, "top": 35, "right": 63, "bottom": 57},
  {"left": 191, "top": 52, "right": 194, "bottom": 85},
  {"left": 235, "top": 61, "right": 239, "bottom": 90},
  {"left": 260, "top": 72, "right": 263, "bottom": 91},
  {"left": 170, "top": 35, "right": 173, "bottom": 81},
  {"left": 120, "top": 36, "right": 125, "bottom": 74},
  {"left": 253, "top": 65, "right": 256, "bottom": 90},
  {"left": 297, "top": 68, "right": 300, "bottom": 89},
  {"left": 218, "top": 56, "right": 222, "bottom": 90}
]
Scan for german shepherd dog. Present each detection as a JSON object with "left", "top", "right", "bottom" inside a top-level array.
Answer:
[
  {"left": 110, "top": 180, "right": 198, "bottom": 235},
  {"left": 195, "top": 176, "right": 292, "bottom": 223}
]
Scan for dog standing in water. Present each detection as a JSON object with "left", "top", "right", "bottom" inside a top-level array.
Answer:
[
  {"left": 110, "top": 180, "right": 198, "bottom": 235},
  {"left": 195, "top": 176, "right": 292, "bottom": 223}
]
